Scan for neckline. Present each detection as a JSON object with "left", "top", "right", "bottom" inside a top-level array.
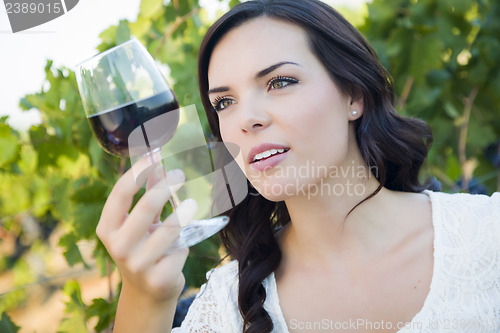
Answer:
[{"left": 269, "top": 190, "right": 439, "bottom": 332}]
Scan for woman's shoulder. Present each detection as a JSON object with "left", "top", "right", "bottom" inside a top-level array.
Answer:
[
  {"left": 175, "top": 261, "right": 243, "bottom": 332},
  {"left": 200, "top": 260, "right": 240, "bottom": 303},
  {"left": 426, "top": 190, "right": 500, "bottom": 253},
  {"left": 416, "top": 191, "right": 500, "bottom": 328},
  {"left": 426, "top": 189, "right": 499, "bottom": 204},
  {"left": 205, "top": 259, "right": 239, "bottom": 282},
  {"left": 202, "top": 259, "right": 275, "bottom": 306},
  {"left": 426, "top": 190, "right": 500, "bottom": 224}
]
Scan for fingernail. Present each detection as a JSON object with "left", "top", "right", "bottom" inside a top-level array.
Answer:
[
  {"left": 142, "top": 150, "right": 162, "bottom": 165},
  {"left": 155, "top": 164, "right": 165, "bottom": 179},
  {"left": 152, "top": 151, "right": 162, "bottom": 163},
  {"left": 182, "top": 198, "right": 198, "bottom": 210},
  {"left": 167, "top": 169, "right": 185, "bottom": 184}
]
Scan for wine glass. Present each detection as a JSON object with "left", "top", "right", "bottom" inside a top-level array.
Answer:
[{"left": 75, "top": 37, "right": 236, "bottom": 254}]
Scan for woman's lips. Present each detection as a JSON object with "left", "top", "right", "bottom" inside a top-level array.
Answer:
[
  {"left": 247, "top": 143, "right": 290, "bottom": 163},
  {"left": 250, "top": 149, "right": 289, "bottom": 171}
]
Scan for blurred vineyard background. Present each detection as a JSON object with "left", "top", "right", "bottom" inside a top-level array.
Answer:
[{"left": 1, "top": 0, "right": 499, "bottom": 331}]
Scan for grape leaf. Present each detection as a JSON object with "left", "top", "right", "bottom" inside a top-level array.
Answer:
[
  {"left": 140, "top": 0, "right": 163, "bottom": 19},
  {"left": 0, "top": 124, "right": 18, "bottom": 167},
  {"left": 116, "top": 20, "right": 131, "bottom": 44},
  {"left": 57, "top": 280, "right": 88, "bottom": 333},
  {"left": 0, "top": 312, "right": 20, "bottom": 333},
  {"left": 58, "top": 233, "right": 89, "bottom": 268},
  {"left": 87, "top": 298, "right": 117, "bottom": 332}
]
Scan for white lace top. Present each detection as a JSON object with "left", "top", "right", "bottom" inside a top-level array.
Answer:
[{"left": 173, "top": 191, "right": 500, "bottom": 332}]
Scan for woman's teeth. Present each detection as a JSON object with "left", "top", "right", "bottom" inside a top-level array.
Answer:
[{"left": 253, "top": 148, "right": 286, "bottom": 162}]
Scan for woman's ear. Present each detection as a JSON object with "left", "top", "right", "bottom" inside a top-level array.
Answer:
[{"left": 348, "top": 88, "right": 364, "bottom": 120}]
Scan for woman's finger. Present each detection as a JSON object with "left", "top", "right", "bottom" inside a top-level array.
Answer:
[
  {"left": 118, "top": 171, "right": 184, "bottom": 245},
  {"left": 146, "top": 163, "right": 165, "bottom": 191},
  {"left": 127, "top": 199, "right": 198, "bottom": 271},
  {"left": 141, "top": 247, "right": 189, "bottom": 299},
  {"left": 98, "top": 152, "right": 162, "bottom": 235},
  {"left": 162, "top": 198, "right": 197, "bottom": 228}
]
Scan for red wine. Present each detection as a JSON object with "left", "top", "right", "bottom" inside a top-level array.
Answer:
[{"left": 88, "top": 91, "right": 179, "bottom": 157}]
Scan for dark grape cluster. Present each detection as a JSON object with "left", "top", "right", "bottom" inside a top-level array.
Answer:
[{"left": 172, "top": 293, "right": 196, "bottom": 328}]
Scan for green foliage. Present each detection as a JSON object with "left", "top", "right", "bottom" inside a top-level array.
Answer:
[
  {"left": 0, "top": 312, "right": 20, "bottom": 333},
  {"left": 0, "top": 123, "right": 19, "bottom": 168},
  {"left": 55, "top": 280, "right": 118, "bottom": 333},
  {"left": 360, "top": 0, "right": 500, "bottom": 193},
  {"left": 86, "top": 297, "right": 118, "bottom": 332},
  {"left": 58, "top": 281, "right": 88, "bottom": 333},
  {"left": 1, "top": 0, "right": 499, "bottom": 331}
]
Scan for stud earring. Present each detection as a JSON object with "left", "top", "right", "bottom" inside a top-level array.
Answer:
[{"left": 350, "top": 110, "right": 359, "bottom": 117}]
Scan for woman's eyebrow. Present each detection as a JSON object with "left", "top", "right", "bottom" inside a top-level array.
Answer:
[
  {"left": 208, "top": 86, "right": 230, "bottom": 95},
  {"left": 256, "top": 61, "right": 300, "bottom": 78},
  {"left": 208, "top": 61, "right": 300, "bottom": 95}
]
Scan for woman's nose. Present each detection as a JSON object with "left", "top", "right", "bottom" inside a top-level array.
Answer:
[{"left": 238, "top": 96, "right": 271, "bottom": 133}]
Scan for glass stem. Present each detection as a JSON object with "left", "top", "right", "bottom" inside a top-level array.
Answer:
[{"left": 146, "top": 147, "right": 180, "bottom": 210}]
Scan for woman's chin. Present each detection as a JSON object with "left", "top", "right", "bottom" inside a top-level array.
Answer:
[{"left": 251, "top": 184, "right": 294, "bottom": 202}]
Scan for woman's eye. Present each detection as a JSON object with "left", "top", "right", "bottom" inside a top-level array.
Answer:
[
  {"left": 267, "top": 76, "right": 298, "bottom": 91},
  {"left": 212, "top": 97, "right": 235, "bottom": 112}
]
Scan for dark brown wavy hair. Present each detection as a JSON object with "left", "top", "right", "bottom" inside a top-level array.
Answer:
[{"left": 197, "top": 1, "right": 438, "bottom": 332}]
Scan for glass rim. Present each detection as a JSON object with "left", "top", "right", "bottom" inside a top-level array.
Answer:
[{"left": 74, "top": 36, "right": 139, "bottom": 69}]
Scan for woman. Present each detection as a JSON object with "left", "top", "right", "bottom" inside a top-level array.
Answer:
[{"left": 97, "top": 1, "right": 500, "bottom": 332}]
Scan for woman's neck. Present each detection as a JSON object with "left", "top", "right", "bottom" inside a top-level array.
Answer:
[{"left": 280, "top": 164, "right": 389, "bottom": 267}]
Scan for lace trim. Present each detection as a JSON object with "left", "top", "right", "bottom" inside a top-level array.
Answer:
[{"left": 173, "top": 261, "right": 242, "bottom": 332}]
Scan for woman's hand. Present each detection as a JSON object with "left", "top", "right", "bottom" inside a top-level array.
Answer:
[{"left": 97, "top": 152, "right": 197, "bottom": 303}]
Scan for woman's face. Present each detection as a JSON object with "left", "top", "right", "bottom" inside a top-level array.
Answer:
[{"left": 207, "top": 17, "right": 363, "bottom": 201}]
